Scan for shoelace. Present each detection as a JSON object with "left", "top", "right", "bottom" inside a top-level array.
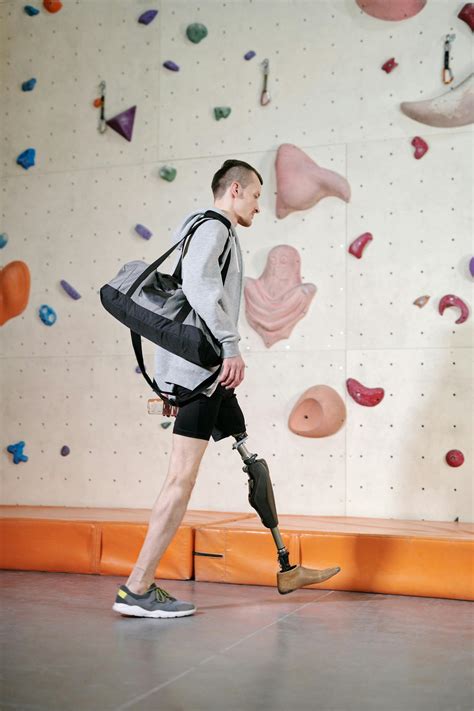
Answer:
[{"left": 151, "top": 585, "right": 176, "bottom": 603}]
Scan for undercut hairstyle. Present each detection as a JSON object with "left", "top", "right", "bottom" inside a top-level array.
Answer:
[{"left": 211, "top": 159, "right": 263, "bottom": 198}]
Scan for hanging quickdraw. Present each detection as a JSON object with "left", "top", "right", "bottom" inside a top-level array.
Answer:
[
  {"left": 442, "top": 34, "right": 456, "bottom": 85},
  {"left": 260, "top": 58, "right": 271, "bottom": 106},
  {"left": 98, "top": 80, "right": 107, "bottom": 133}
]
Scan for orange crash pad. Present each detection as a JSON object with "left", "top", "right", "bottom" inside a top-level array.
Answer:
[
  {"left": 0, "top": 507, "right": 253, "bottom": 580},
  {"left": 194, "top": 515, "right": 474, "bottom": 601},
  {"left": 194, "top": 516, "right": 301, "bottom": 586}
]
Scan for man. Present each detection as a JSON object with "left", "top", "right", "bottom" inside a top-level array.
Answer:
[{"left": 112, "top": 160, "right": 262, "bottom": 618}]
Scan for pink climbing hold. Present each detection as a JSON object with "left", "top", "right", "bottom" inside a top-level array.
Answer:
[
  {"left": 275, "top": 144, "right": 351, "bottom": 219},
  {"left": 446, "top": 450, "right": 464, "bottom": 467},
  {"left": 106, "top": 106, "right": 136, "bottom": 142},
  {"left": 244, "top": 245, "right": 316, "bottom": 347},
  {"left": 346, "top": 378, "right": 385, "bottom": 407},
  {"left": 356, "top": 0, "right": 426, "bottom": 21},
  {"left": 413, "top": 295, "right": 430, "bottom": 308},
  {"left": 411, "top": 136, "right": 429, "bottom": 159},
  {"left": 288, "top": 385, "right": 346, "bottom": 438},
  {"left": 438, "top": 294, "right": 470, "bottom": 324},
  {"left": 382, "top": 58, "right": 398, "bottom": 73},
  {"left": 348, "top": 232, "right": 373, "bottom": 259},
  {"left": 458, "top": 4, "right": 474, "bottom": 31}
]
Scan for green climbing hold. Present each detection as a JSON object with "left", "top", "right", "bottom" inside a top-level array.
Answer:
[
  {"left": 186, "top": 22, "right": 208, "bottom": 44},
  {"left": 214, "top": 106, "right": 231, "bottom": 121},
  {"left": 159, "top": 166, "right": 177, "bottom": 182}
]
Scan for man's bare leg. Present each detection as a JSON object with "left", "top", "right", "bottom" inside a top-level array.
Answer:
[{"left": 125, "top": 433, "right": 208, "bottom": 594}]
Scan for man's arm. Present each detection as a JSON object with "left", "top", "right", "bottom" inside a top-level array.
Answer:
[{"left": 181, "top": 220, "right": 241, "bottom": 358}]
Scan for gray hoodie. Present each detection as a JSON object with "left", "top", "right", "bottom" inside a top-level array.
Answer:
[{"left": 154, "top": 207, "right": 244, "bottom": 396}]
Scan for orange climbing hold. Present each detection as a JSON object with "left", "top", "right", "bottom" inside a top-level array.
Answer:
[
  {"left": 93, "top": 98, "right": 103, "bottom": 108},
  {"left": 43, "top": 0, "right": 63, "bottom": 12},
  {"left": 0, "top": 261, "right": 31, "bottom": 326}
]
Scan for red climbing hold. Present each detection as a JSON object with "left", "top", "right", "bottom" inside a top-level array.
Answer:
[
  {"left": 411, "top": 136, "right": 429, "bottom": 159},
  {"left": 382, "top": 58, "right": 398, "bottom": 73},
  {"left": 43, "top": 0, "right": 63, "bottom": 12},
  {"left": 349, "top": 232, "right": 373, "bottom": 259},
  {"left": 346, "top": 378, "right": 385, "bottom": 407},
  {"left": 446, "top": 450, "right": 464, "bottom": 467},
  {"left": 458, "top": 4, "right": 474, "bottom": 31},
  {"left": 93, "top": 98, "right": 103, "bottom": 108},
  {"left": 438, "top": 294, "right": 470, "bottom": 324}
]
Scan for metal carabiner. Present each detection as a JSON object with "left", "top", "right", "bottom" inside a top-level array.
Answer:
[
  {"left": 260, "top": 58, "right": 271, "bottom": 106},
  {"left": 98, "top": 80, "right": 107, "bottom": 133},
  {"left": 442, "top": 34, "right": 456, "bottom": 85}
]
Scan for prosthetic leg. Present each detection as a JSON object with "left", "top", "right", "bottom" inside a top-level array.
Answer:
[{"left": 232, "top": 433, "right": 341, "bottom": 594}]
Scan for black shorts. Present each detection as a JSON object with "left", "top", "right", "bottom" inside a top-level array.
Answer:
[{"left": 172, "top": 383, "right": 246, "bottom": 442}]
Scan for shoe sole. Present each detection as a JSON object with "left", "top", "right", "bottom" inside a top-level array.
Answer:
[{"left": 112, "top": 602, "right": 196, "bottom": 618}]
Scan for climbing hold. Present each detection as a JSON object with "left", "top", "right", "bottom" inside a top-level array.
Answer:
[
  {"left": 135, "top": 366, "right": 141, "bottom": 373},
  {"left": 346, "top": 378, "right": 385, "bottom": 407},
  {"left": 38, "top": 304, "right": 57, "bottom": 326},
  {"left": 0, "top": 261, "right": 31, "bottom": 326},
  {"left": 21, "top": 78, "right": 37, "bottom": 92},
  {"left": 106, "top": 106, "right": 136, "bottom": 142},
  {"left": 43, "top": 0, "right": 62, "bottom": 12},
  {"left": 288, "top": 385, "right": 346, "bottom": 438},
  {"left": 244, "top": 245, "right": 316, "bottom": 347},
  {"left": 275, "top": 144, "right": 351, "bottom": 219},
  {"left": 16, "top": 148, "right": 36, "bottom": 170},
  {"left": 159, "top": 166, "right": 177, "bottom": 182},
  {"left": 135, "top": 224, "right": 152, "bottom": 240},
  {"left": 60, "top": 280, "right": 81, "bottom": 300},
  {"left": 186, "top": 23, "right": 208, "bottom": 43},
  {"left": 163, "top": 60, "right": 180, "bottom": 72},
  {"left": 413, "top": 295, "right": 430, "bottom": 308},
  {"left": 24, "top": 5, "right": 39, "bottom": 16},
  {"left": 469, "top": 257, "right": 474, "bottom": 277},
  {"left": 411, "top": 136, "right": 429, "bottom": 159},
  {"left": 438, "top": 294, "right": 470, "bottom": 324},
  {"left": 244, "top": 50, "right": 256, "bottom": 60},
  {"left": 214, "top": 106, "right": 232, "bottom": 120},
  {"left": 356, "top": 0, "right": 426, "bottom": 21},
  {"left": 401, "top": 73, "right": 474, "bottom": 128},
  {"left": 382, "top": 58, "right": 398, "bottom": 73},
  {"left": 93, "top": 98, "right": 102, "bottom": 108},
  {"left": 7, "top": 441, "right": 28, "bottom": 464},
  {"left": 0, "top": 233, "right": 8, "bottom": 249},
  {"left": 458, "top": 4, "right": 474, "bottom": 31},
  {"left": 349, "top": 232, "right": 373, "bottom": 259},
  {"left": 138, "top": 9, "right": 158, "bottom": 25},
  {"left": 60, "top": 445, "right": 70, "bottom": 456},
  {"left": 161, "top": 422, "right": 172, "bottom": 429},
  {"left": 446, "top": 450, "right": 464, "bottom": 467}
]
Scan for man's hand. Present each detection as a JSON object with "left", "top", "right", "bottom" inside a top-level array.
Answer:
[{"left": 219, "top": 355, "right": 245, "bottom": 389}]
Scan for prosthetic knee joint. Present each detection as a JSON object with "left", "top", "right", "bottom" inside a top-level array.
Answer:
[{"left": 232, "top": 432, "right": 294, "bottom": 573}]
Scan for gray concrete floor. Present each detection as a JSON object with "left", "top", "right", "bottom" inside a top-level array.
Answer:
[{"left": 1, "top": 571, "right": 473, "bottom": 711}]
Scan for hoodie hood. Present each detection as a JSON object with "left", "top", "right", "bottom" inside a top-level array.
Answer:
[{"left": 171, "top": 207, "right": 237, "bottom": 245}]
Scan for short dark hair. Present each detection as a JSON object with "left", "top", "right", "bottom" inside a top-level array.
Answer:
[{"left": 211, "top": 159, "right": 263, "bottom": 198}]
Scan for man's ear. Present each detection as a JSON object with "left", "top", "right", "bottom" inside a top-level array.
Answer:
[{"left": 230, "top": 181, "right": 240, "bottom": 198}]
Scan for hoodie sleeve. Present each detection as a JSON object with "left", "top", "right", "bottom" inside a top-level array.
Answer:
[{"left": 181, "top": 219, "right": 241, "bottom": 358}]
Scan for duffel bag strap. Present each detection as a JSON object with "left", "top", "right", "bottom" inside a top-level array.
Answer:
[{"left": 131, "top": 331, "right": 222, "bottom": 407}]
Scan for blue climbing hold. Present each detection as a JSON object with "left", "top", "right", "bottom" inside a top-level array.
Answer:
[
  {"left": 60, "top": 445, "right": 70, "bottom": 456},
  {"left": 135, "top": 224, "right": 152, "bottom": 240},
  {"left": 39, "top": 304, "right": 57, "bottom": 326},
  {"left": 24, "top": 5, "right": 40, "bottom": 15},
  {"left": 17, "top": 148, "right": 36, "bottom": 170},
  {"left": 138, "top": 9, "right": 158, "bottom": 25},
  {"left": 22, "top": 78, "right": 37, "bottom": 92},
  {"left": 0, "top": 233, "right": 8, "bottom": 249},
  {"left": 7, "top": 441, "right": 29, "bottom": 464},
  {"left": 244, "top": 51, "right": 256, "bottom": 60},
  {"left": 60, "top": 280, "right": 81, "bottom": 300},
  {"left": 163, "top": 60, "right": 180, "bottom": 72}
]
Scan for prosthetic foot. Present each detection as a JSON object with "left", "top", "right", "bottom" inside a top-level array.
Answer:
[{"left": 232, "top": 433, "right": 341, "bottom": 595}]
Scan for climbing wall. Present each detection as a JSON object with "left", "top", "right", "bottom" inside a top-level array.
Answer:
[{"left": 1, "top": 0, "right": 472, "bottom": 521}]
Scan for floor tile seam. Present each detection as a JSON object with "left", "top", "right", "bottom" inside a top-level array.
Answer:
[{"left": 112, "top": 591, "right": 334, "bottom": 711}]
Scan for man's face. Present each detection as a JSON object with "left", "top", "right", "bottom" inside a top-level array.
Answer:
[{"left": 235, "top": 175, "right": 261, "bottom": 227}]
